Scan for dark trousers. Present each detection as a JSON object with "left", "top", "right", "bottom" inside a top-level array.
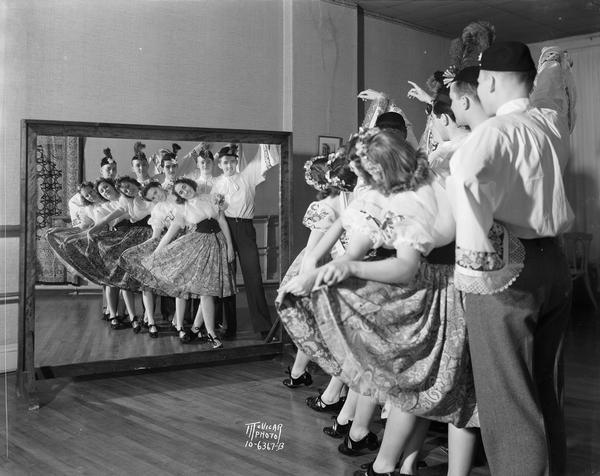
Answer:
[
  {"left": 217, "top": 218, "right": 272, "bottom": 334},
  {"left": 464, "top": 238, "right": 571, "bottom": 476}
]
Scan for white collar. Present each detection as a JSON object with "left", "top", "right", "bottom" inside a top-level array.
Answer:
[{"left": 496, "top": 98, "right": 530, "bottom": 116}]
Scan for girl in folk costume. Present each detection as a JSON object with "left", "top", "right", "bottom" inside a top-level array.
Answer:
[
  {"left": 131, "top": 178, "right": 235, "bottom": 347},
  {"left": 280, "top": 129, "right": 479, "bottom": 476},
  {"left": 78, "top": 176, "right": 155, "bottom": 332},
  {"left": 67, "top": 149, "right": 116, "bottom": 231},
  {"left": 280, "top": 149, "right": 357, "bottom": 390},
  {"left": 183, "top": 143, "right": 216, "bottom": 194},
  {"left": 66, "top": 181, "right": 102, "bottom": 229},
  {"left": 120, "top": 181, "right": 183, "bottom": 338},
  {"left": 60, "top": 177, "right": 152, "bottom": 331},
  {"left": 46, "top": 178, "right": 129, "bottom": 324}
]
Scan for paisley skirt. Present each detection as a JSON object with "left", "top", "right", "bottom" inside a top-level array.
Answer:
[
  {"left": 278, "top": 262, "right": 478, "bottom": 428},
  {"left": 45, "top": 227, "right": 107, "bottom": 286},
  {"left": 130, "top": 230, "right": 235, "bottom": 300},
  {"left": 95, "top": 225, "right": 153, "bottom": 291},
  {"left": 276, "top": 249, "right": 341, "bottom": 376},
  {"left": 45, "top": 226, "right": 152, "bottom": 291},
  {"left": 119, "top": 238, "right": 164, "bottom": 294}
]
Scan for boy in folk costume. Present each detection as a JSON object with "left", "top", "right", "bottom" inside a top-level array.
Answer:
[
  {"left": 211, "top": 143, "right": 280, "bottom": 339},
  {"left": 447, "top": 42, "right": 573, "bottom": 476}
]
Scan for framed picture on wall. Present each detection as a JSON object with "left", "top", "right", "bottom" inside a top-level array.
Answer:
[{"left": 317, "top": 136, "right": 342, "bottom": 156}]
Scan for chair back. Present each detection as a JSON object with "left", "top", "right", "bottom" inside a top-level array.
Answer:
[{"left": 560, "top": 232, "right": 593, "bottom": 278}]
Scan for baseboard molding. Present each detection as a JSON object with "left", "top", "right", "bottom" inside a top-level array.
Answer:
[{"left": 0, "top": 343, "right": 18, "bottom": 373}]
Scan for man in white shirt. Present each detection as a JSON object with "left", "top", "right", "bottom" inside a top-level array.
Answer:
[
  {"left": 447, "top": 42, "right": 573, "bottom": 476},
  {"left": 153, "top": 153, "right": 179, "bottom": 192},
  {"left": 211, "top": 144, "right": 280, "bottom": 339}
]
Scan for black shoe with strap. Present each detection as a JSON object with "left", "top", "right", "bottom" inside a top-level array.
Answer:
[
  {"left": 306, "top": 394, "right": 346, "bottom": 413},
  {"left": 353, "top": 461, "right": 403, "bottom": 476},
  {"left": 148, "top": 323, "right": 159, "bottom": 338},
  {"left": 207, "top": 334, "right": 223, "bottom": 349},
  {"left": 108, "top": 316, "right": 122, "bottom": 329},
  {"left": 323, "top": 415, "right": 352, "bottom": 439},
  {"left": 131, "top": 316, "right": 142, "bottom": 334},
  {"left": 282, "top": 367, "right": 312, "bottom": 388},
  {"left": 178, "top": 328, "right": 192, "bottom": 344},
  {"left": 338, "top": 431, "right": 380, "bottom": 456}
]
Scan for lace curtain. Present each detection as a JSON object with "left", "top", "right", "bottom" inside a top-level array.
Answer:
[{"left": 36, "top": 135, "right": 84, "bottom": 284}]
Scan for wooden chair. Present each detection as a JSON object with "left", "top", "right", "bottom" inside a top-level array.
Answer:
[{"left": 560, "top": 232, "right": 598, "bottom": 310}]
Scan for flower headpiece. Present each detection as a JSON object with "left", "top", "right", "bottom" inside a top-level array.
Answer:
[
  {"left": 303, "top": 156, "right": 329, "bottom": 191},
  {"left": 355, "top": 127, "right": 384, "bottom": 183},
  {"left": 325, "top": 147, "right": 349, "bottom": 190}
]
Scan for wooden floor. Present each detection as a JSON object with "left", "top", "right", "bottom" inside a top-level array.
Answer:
[
  {"left": 34, "top": 287, "right": 280, "bottom": 367},
  {"left": 2, "top": 303, "right": 600, "bottom": 475}
]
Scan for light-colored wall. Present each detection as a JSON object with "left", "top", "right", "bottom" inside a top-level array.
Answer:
[{"left": 288, "top": 0, "right": 358, "bottom": 255}]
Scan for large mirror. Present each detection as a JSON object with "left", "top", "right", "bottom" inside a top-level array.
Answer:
[{"left": 18, "top": 120, "right": 292, "bottom": 403}]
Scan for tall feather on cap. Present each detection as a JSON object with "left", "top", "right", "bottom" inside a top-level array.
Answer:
[{"left": 133, "top": 141, "right": 146, "bottom": 159}]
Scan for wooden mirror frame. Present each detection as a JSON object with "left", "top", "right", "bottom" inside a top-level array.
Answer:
[{"left": 17, "top": 119, "right": 293, "bottom": 407}]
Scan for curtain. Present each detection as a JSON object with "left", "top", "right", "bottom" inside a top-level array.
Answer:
[
  {"left": 561, "top": 44, "right": 600, "bottom": 262},
  {"left": 36, "top": 136, "right": 83, "bottom": 284}
]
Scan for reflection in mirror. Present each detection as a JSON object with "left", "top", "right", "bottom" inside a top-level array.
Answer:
[{"left": 34, "top": 136, "right": 281, "bottom": 370}]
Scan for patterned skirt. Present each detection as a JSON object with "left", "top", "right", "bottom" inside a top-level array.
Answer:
[
  {"left": 132, "top": 230, "right": 235, "bottom": 300},
  {"left": 119, "top": 238, "right": 165, "bottom": 295},
  {"left": 45, "top": 226, "right": 152, "bottom": 291},
  {"left": 279, "top": 262, "right": 478, "bottom": 428},
  {"left": 276, "top": 249, "right": 341, "bottom": 376},
  {"left": 45, "top": 227, "right": 108, "bottom": 286},
  {"left": 94, "top": 225, "right": 153, "bottom": 291}
]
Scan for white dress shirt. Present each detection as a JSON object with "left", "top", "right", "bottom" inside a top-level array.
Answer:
[
  {"left": 447, "top": 98, "right": 573, "bottom": 294},
  {"left": 212, "top": 144, "right": 280, "bottom": 219},
  {"left": 185, "top": 170, "right": 215, "bottom": 195}
]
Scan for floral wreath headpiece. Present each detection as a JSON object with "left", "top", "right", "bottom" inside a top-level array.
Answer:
[
  {"left": 324, "top": 147, "right": 351, "bottom": 191},
  {"left": 354, "top": 127, "right": 384, "bottom": 183},
  {"left": 303, "top": 155, "right": 329, "bottom": 191}
]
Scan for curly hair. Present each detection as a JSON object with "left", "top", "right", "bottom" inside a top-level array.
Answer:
[
  {"left": 355, "top": 130, "right": 430, "bottom": 196},
  {"left": 160, "top": 152, "right": 177, "bottom": 169},
  {"left": 77, "top": 181, "right": 96, "bottom": 206},
  {"left": 172, "top": 177, "right": 198, "bottom": 204},
  {"left": 94, "top": 177, "right": 118, "bottom": 201},
  {"left": 116, "top": 176, "right": 141, "bottom": 198},
  {"left": 141, "top": 181, "right": 163, "bottom": 202}
]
